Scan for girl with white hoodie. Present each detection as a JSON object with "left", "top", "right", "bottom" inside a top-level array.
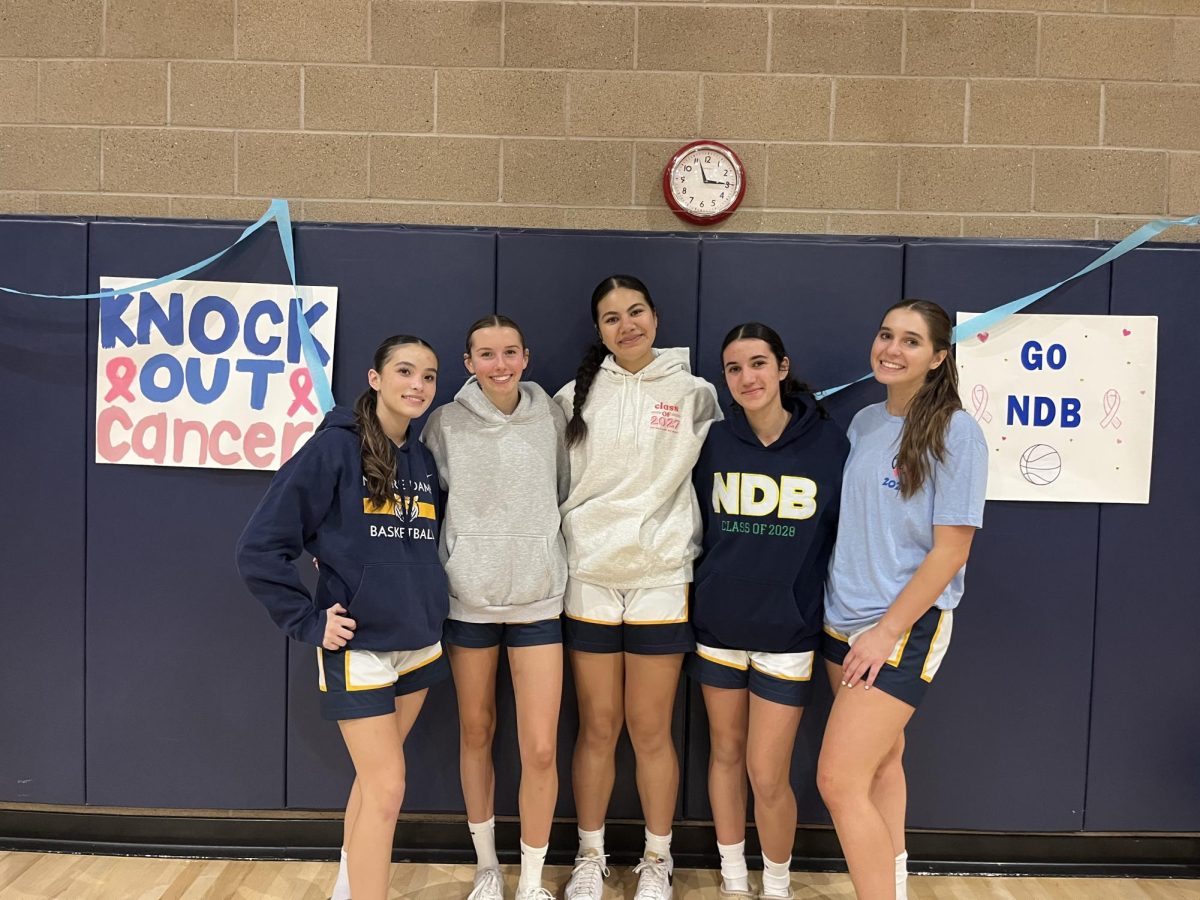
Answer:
[
  {"left": 555, "top": 275, "right": 721, "bottom": 900},
  {"left": 421, "top": 315, "right": 569, "bottom": 900}
]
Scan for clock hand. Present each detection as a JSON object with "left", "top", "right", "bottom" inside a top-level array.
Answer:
[{"left": 698, "top": 160, "right": 717, "bottom": 185}]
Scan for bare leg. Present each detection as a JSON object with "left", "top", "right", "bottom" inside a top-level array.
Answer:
[
  {"left": 509, "top": 642, "right": 563, "bottom": 848},
  {"left": 746, "top": 693, "right": 804, "bottom": 864},
  {"left": 623, "top": 652, "right": 684, "bottom": 836},
  {"left": 448, "top": 644, "right": 501, "bottom": 825},
  {"left": 818, "top": 662, "right": 914, "bottom": 900},
  {"left": 338, "top": 689, "right": 428, "bottom": 900},
  {"left": 570, "top": 650, "right": 625, "bottom": 831},
  {"left": 700, "top": 684, "right": 749, "bottom": 847}
]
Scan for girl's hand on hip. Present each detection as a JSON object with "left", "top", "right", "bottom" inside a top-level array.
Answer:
[
  {"left": 841, "top": 624, "right": 901, "bottom": 690},
  {"left": 322, "top": 603, "right": 356, "bottom": 651}
]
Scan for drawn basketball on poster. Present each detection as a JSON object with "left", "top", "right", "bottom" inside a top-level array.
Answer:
[{"left": 1019, "top": 444, "right": 1062, "bottom": 485}]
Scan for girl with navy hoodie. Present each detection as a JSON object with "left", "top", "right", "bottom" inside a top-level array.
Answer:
[
  {"left": 818, "top": 300, "right": 987, "bottom": 900},
  {"left": 236, "top": 335, "right": 449, "bottom": 900},
  {"left": 421, "top": 315, "right": 568, "bottom": 900},
  {"left": 689, "top": 323, "right": 849, "bottom": 900}
]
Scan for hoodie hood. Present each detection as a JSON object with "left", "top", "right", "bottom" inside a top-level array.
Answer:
[
  {"left": 453, "top": 376, "right": 555, "bottom": 426},
  {"left": 598, "top": 346, "right": 691, "bottom": 382},
  {"left": 316, "top": 404, "right": 359, "bottom": 434},
  {"left": 597, "top": 347, "right": 695, "bottom": 449},
  {"left": 726, "top": 393, "right": 822, "bottom": 451}
]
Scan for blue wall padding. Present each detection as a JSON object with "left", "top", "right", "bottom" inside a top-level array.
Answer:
[
  {"left": 0, "top": 217, "right": 1195, "bottom": 833},
  {"left": 900, "top": 242, "right": 1110, "bottom": 830},
  {"left": 1085, "top": 247, "right": 1200, "bottom": 831},
  {"left": 0, "top": 219, "right": 89, "bottom": 804}
]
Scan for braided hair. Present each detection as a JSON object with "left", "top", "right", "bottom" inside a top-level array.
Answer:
[{"left": 564, "top": 275, "right": 656, "bottom": 448}]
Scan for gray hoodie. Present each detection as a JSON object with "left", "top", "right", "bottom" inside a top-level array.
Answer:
[
  {"left": 421, "top": 378, "right": 569, "bottom": 624},
  {"left": 554, "top": 347, "right": 721, "bottom": 590}
]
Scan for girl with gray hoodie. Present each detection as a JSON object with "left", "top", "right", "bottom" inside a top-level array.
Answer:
[
  {"left": 421, "top": 315, "right": 569, "bottom": 900},
  {"left": 554, "top": 275, "right": 721, "bottom": 900}
]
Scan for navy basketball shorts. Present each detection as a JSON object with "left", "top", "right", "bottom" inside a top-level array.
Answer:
[
  {"left": 317, "top": 641, "right": 449, "bottom": 721},
  {"left": 688, "top": 645, "right": 815, "bottom": 707},
  {"left": 563, "top": 578, "right": 694, "bottom": 654},
  {"left": 821, "top": 606, "right": 953, "bottom": 709},
  {"left": 444, "top": 617, "right": 563, "bottom": 649}
]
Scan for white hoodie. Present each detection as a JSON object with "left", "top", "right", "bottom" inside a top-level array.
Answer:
[
  {"left": 554, "top": 347, "right": 721, "bottom": 590},
  {"left": 422, "top": 378, "right": 569, "bottom": 624}
]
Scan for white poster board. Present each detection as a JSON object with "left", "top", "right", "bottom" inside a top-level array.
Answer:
[
  {"left": 956, "top": 313, "right": 1157, "bottom": 503},
  {"left": 96, "top": 277, "right": 337, "bottom": 471}
]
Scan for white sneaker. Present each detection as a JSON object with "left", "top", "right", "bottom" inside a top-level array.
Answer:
[
  {"left": 718, "top": 887, "right": 756, "bottom": 899},
  {"left": 468, "top": 866, "right": 505, "bottom": 900},
  {"left": 564, "top": 847, "right": 608, "bottom": 900},
  {"left": 633, "top": 852, "right": 673, "bottom": 900},
  {"left": 515, "top": 887, "right": 555, "bottom": 900},
  {"left": 757, "top": 889, "right": 793, "bottom": 900}
]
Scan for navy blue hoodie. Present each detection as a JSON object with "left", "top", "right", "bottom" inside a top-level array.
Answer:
[
  {"left": 692, "top": 394, "right": 849, "bottom": 653},
  {"left": 236, "top": 406, "right": 449, "bottom": 651}
]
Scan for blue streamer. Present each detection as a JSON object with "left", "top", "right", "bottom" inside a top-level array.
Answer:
[
  {"left": 815, "top": 212, "right": 1200, "bottom": 400},
  {"left": 1, "top": 198, "right": 334, "bottom": 414}
]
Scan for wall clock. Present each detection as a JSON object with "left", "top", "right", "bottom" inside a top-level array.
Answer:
[{"left": 662, "top": 140, "right": 746, "bottom": 226}]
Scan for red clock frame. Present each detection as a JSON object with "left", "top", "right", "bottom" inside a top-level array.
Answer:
[{"left": 662, "top": 140, "right": 747, "bottom": 226}]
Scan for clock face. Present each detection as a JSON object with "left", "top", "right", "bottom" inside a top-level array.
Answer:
[{"left": 663, "top": 141, "right": 746, "bottom": 225}]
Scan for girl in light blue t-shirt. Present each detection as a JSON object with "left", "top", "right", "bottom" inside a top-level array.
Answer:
[{"left": 818, "top": 299, "right": 988, "bottom": 900}]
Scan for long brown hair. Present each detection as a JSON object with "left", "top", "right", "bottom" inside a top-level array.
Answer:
[
  {"left": 354, "top": 334, "right": 436, "bottom": 508},
  {"left": 887, "top": 299, "right": 960, "bottom": 499},
  {"left": 565, "top": 275, "right": 655, "bottom": 448}
]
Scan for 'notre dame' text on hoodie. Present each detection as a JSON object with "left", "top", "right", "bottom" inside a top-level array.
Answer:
[
  {"left": 236, "top": 406, "right": 449, "bottom": 651},
  {"left": 421, "top": 377, "right": 569, "bottom": 624},
  {"left": 554, "top": 347, "right": 722, "bottom": 591},
  {"left": 692, "top": 394, "right": 849, "bottom": 654}
]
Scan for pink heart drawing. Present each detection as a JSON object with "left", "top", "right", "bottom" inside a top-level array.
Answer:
[
  {"left": 1122, "top": 328, "right": 1131, "bottom": 336},
  {"left": 977, "top": 332, "right": 990, "bottom": 343},
  {"left": 1117, "top": 438, "right": 1123, "bottom": 444},
  {"left": 1001, "top": 436, "right": 1006, "bottom": 441},
  {"left": 1140, "top": 390, "right": 1146, "bottom": 395}
]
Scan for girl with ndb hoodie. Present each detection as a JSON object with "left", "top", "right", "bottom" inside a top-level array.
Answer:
[
  {"left": 421, "top": 315, "right": 569, "bottom": 900},
  {"left": 818, "top": 300, "right": 987, "bottom": 900},
  {"left": 689, "top": 323, "right": 849, "bottom": 900},
  {"left": 236, "top": 335, "right": 449, "bottom": 900},
  {"left": 555, "top": 275, "right": 721, "bottom": 900}
]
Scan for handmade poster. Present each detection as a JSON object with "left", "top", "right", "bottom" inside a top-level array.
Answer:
[
  {"left": 956, "top": 313, "right": 1157, "bottom": 503},
  {"left": 95, "top": 277, "right": 338, "bottom": 471}
]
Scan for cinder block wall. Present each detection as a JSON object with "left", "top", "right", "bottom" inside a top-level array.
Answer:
[{"left": 0, "top": 0, "right": 1197, "bottom": 239}]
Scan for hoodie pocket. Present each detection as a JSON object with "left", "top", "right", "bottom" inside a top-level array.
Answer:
[
  {"left": 694, "top": 572, "right": 808, "bottom": 652},
  {"left": 445, "top": 534, "right": 554, "bottom": 608},
  {"left": 347, "top": 562, "right": 448, "bottom": 648}
]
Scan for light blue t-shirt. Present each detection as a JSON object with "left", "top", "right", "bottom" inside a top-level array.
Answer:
[{"left": 824, "top": 403, "right": 988, "bottom": 634}]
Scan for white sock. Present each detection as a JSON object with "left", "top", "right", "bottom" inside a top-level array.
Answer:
[
  {"left": 761, "top": 854, "right": 792, "bottom": 897},
  {"left": 469, "top": 816, "right": 499, "bottom": 871},
  {"left": 331, "top": 848, "right": 351, "bottom": 900},
  {"left": 578, "top": 824, "right": 605, "bottom": 856},
  {"left": 717, "top": 840, "right": 749, "bottom": 892},
  {"left": 896, "top": 850, "right": 909, "bottom": 900},
  {"left": 644, "top": 828, "right": 672, "bottom": 864},
  {"left": 518, "top": 839, "right": 548, "bottom": 891}
]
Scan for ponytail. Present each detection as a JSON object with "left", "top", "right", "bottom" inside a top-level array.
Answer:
[
  {"left": 354, "top": 388, "right": 396, "bottom": 509},
  {"left": 564, "top": 339, "right": 606, "bottom": 448}
]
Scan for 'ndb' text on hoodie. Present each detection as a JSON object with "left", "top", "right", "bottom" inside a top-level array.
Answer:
[
  {"left": 421, "top": 377, "right": 569, "bottom": 624},
  {"left": 692, "top": 394, "right": 849, "bottom": 654},
  {"left": 236, "top": 406, "right": 449, "bottom": 651},
  {"left": 554, "top": 347, "right": 722, "bottom": 590}
]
